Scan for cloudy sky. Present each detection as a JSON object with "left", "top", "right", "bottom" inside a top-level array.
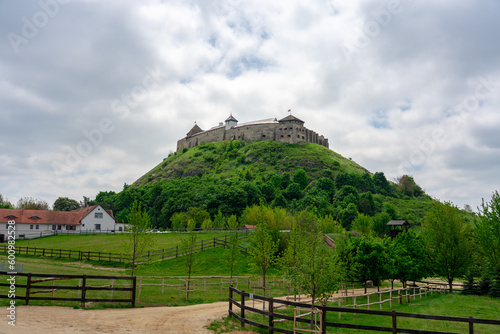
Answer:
[{"left": 1, "top": 0, "right": 499, "bottom": 211}]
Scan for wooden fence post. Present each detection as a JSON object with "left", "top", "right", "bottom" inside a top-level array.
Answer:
[
  {"left": 81, "top": 275, "right": 87, "bottom": 308},
  {"left": 469, "top": 316, "right": 473, "bottom": 334},
  {"left": 392, "top": 310, "right": 397, "bottom": 334},
  {"left": 229, "top": 285, "right": 233, "bottom": 317},
  {"left": 240, "top": 290, "right": 245, "bottom": 328},
  {"left": 269, "top": 297, "right": 274, "bottom": 334},
  {"left": 132, "top": 276, "right": 137, "bottom": 308},
  {"left": 25, "top": 273, "right": 32, "bottom": 305},
  {"left": 321, "top": 305, "right": 327, "bottom": 334}
]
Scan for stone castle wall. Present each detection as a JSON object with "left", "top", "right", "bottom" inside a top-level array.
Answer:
[{"left": 176, "top": 116, "right": 329, "bottom": 151}]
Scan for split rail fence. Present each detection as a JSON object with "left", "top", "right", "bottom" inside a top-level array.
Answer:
[
  {"left": 229, "top": 285, "right": 500, "bottom": 334},
  {"left": 0, "top": 232, "right": 248, "bottom": 264},
  {"left": 0, "top": 271, "right": 136, "bottom": 307},
  {"left": 135, "top": 275, "right": 291, "bottom": 302}
]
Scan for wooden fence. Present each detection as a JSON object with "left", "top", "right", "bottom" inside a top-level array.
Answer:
[
  {"left": 229, "top": 286, "right": 500, "bottom": 334},
  {"left": 0, "top": 232, "right": 248, "bottom": 264},
  {"left": 134, "top": 275, "right": 290, "bottom": 302},
  {"left": 0, "top": 271, "right": 136, "bottom": 307}
]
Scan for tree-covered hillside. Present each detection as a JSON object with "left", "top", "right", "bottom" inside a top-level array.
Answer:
[{"left": 91, "top": 140, "right": 433, "bottom": 231}]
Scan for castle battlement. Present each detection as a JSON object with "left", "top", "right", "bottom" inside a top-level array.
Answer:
[{"left": 176, "top": 114, "right": 329, "bottom": 151}]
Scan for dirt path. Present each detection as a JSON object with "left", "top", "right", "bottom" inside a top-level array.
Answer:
[
  {"left": 0, "top": 302, "right": 243, "bottom": 334},
  {"left": 0, "top": 286, "right": 403, "bottom": 333}
]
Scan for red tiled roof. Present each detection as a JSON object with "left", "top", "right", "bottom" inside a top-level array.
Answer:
[{"left": 0, "top": 205, "right": 113, "bottom": 225}]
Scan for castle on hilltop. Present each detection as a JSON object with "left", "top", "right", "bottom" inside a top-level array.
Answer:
[{"left": 176, "top": 114, "right": 329, "bottom": 151}]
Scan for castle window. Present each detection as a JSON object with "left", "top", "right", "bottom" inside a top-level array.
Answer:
[
  {"left": 280, "top": 128, "right": 282, "bottom": 130},
  {"left": 302, "top": 136, "right": 305, "bottom": 139},
  {"left": 287, "top": 135, "right": 291, "bottom": 138},
  {"left": 262, "top": 134, "right": 266, "bottom": 138},
  {"left": 284, "top": 128, "right": 287, "bottom": 130},
  {"left": 280, "top": 135, "right": 284, "bottom": 138},
  {"left": 297, "top": 135, "right": 300, "bottom": 138}
]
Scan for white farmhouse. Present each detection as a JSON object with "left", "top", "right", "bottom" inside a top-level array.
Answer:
[{"left": 0, "top": 205, "right": 125, "bottom": 240}]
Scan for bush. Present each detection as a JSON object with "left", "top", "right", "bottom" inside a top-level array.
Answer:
[
  {"left": 478, "top": 275, "right": 491, "bottom": 295},
  {"left": 461, "top": 270, "right": 478, "bottom": 295},
  {"left": 489, "top": 268, "right": 500, "bottom": 298}
]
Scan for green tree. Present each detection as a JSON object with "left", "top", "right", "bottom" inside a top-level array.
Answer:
[
  {"left": 249, "top": 223, "right": 278, "bottom": 292},
  {"left": 335, "top": 236, "right": 360, "bottom": 296},
  {"left": 384, "top": 204, "right": 398, "bottom": 220},
  {"left": 223, "top": 228, "right": 241, "bottom": 279},
  {"left": 392, "top": 230, "right": 427, "bottom": 287},
  {"left": 293, "top": 169, "right": 309, "bottom": 190},
  {"left": 181, "top": 223, "right": 198, "bottom": 300},
  {"left": 279, "top": 223, "right": 304, "bottom": 279},
  {"left": 352, "top": 237, "right": 388, "bottom": 292},
  {"left": 53, "top": 197, "right": 80, "bottom": 211},
  {"left": 373, "top": 172, "right": 393, "bottom": 196},
  {"left": 396, "top": 175, "right": 424, "bottom": 197},
  {"left": 351, "top": 214, "right": 374, "bottom": 236},
  {"left": 372, "top": 212, "right": 391, "bottom": 237},
  {"left": 17, "top": 197, "right": 50, "bottom": 210},
  {"left": 0, "top": 194, "right": 13, "bottom": 209},
  {"left": 285, "top": 182, "right": 303, "bottom": 200},
  {"left": 271, "top": 192, "right": 287, "bottom": 208},
  {"left": 475, "top": 191, "right": 500, "bottom": 272},
  {"left": 358, "top": 192, "right": 376, "bottom": 216},
  {"left": 125, "top": 200, "right": 153, "bottom": 276},
  {"left": 339, "top": 203, "right": 358, "bottom": 229},
  {"left": 290, "top": 232, "right": 339, "bottom": 310},
  {"left": 422, "top": 202, "right": 474, "bottom": 292},
  {"left": 316, "top": 177, "right": 336, "bottom": 202}
]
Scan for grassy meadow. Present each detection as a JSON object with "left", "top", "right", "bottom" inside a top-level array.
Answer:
[{"left": 13, "top": 231, "right": 234, "bottom": 253}]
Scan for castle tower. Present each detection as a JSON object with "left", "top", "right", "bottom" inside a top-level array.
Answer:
[{"left": 225, "top": 114, "right": 238, "bottom": 130}]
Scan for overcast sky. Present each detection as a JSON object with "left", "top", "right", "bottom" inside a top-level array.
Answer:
[{"left": 1, "top": 0, "right": 499, "bottom": 211}]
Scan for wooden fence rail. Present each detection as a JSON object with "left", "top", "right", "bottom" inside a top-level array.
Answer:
[
  {"left": 0, "top": 271, "right": 136, "bottom": 307},
  {"left": 229, "top": 286, "right": 500, "bottom": 334},
  {"left": 0, "top": 232, "right": 249, "bottom": 264}
]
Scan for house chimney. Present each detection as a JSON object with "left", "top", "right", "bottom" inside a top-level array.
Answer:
[{"left": 21, "top": 205, "right": 24, "bottom": 214}]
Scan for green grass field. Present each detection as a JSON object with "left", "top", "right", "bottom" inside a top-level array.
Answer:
[
  {"left": 223, "top": 293, "right": 500, "bottom": 334},
  {"left": 13, "top": 232, "right": 233, "bottom": 253}
]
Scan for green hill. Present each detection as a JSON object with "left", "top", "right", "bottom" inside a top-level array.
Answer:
[
  {"left": 134, "top": 140, "right": 368, "bottom": 185},
  {"left": 92, "top": 140, "right": 434, "bottom": 231}
]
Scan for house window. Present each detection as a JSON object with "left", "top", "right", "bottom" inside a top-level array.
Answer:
[
  {"left": 119, "top": 226, "right": 123, "bottom": 232},
  {"left": 36, "top": 225, "right": 39, "bottom": 230},
  {"left": 30, "top": 225, "right": 33, "bottom": 229},
  {"left": 57, "top": 225, "right": 62, "bottom": 230},
  {"left": 52, "top": 225, "right": 56, "bottom": 230},
  {"left": 95, "top": 224, "right": 101, "bottom": 230},
  {"left": 95, "top": 212, "right": 103, "bottom": 219}
]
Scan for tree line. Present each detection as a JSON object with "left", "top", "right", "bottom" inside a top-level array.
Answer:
[{"left": 246, "top": 192, "right": 500, "bottom": 308}]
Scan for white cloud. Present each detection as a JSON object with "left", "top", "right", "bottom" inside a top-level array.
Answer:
[{"left": 0, "top": 0, "right": 499, "bottom": 211}]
